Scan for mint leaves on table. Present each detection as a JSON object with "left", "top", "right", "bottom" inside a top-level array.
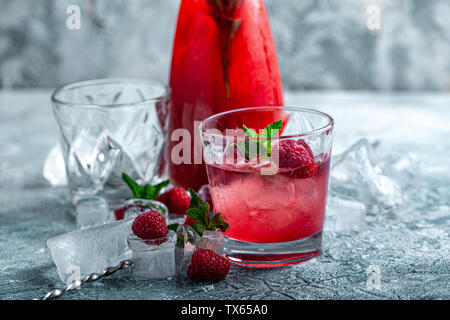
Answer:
[
  {"left": 122, "top": 173, "right": 169, "bottom": 200},
  {"left": 186, "top": 189, "right": 229, "bottom": 236},
  {"left": 236, "top": 120, "right": 283, "bottom": 160},
  {"left": 121, "top": 174, "right": 229, "bottom": 236}
]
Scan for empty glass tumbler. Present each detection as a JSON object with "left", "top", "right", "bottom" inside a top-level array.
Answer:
[{"left": 51, "top": 78, "right": 169, "bottom": 207}]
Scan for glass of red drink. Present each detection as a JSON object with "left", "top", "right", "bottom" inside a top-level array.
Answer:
[{"left": 200, "top": 107, "right": 334, "bottom": 267}]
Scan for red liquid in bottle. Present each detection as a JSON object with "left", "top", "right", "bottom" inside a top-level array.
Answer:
[{"left": 168, "top": 0, "right": 284, "bottom": 190}]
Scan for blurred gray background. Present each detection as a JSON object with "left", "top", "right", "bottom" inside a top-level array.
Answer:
[{"left": 0, "top": 0, "right": 449, "bottom": 91}]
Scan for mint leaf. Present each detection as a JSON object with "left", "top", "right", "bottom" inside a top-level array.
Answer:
[
  {"left": 243, "top": 125, "right": 259, "bottom": 138},
  {"left": 236, "top": 121, "right": 283, "bottom": 159},
  {"left": 260, "top": 120, "right": 282, "bottom": 157},
  {"left": 186, "top": 206, "right": 207, "bottom": 236},
  {"left": 122, "top": 173, "right": 169, "bottom": 200},
  {"left": 191, "top": 221, "right": 207, "bottom": 237},
  {"left": 122, "top": 173, "right": 143, "bottom": 198},
  {"left": 186, "top": 189, "right": 229, "bottom": 236},
  {"left": 186, "top": 207, "right": 205, "bottom": 225},
  {"left": 155, "top": 180, "right": 170, "bottom": 191},
  {"left": 188, "top": 189, "right": 210, "bottom": 211},
  {"left": 142, "top": 184, "right": 155, "bottom": 199},
  {"left": 260, "top": 120, "right": 282, "bottom": 138},
  {"left": 208, "top": 212, "right": 229, "bottom": 233},
  {"left": 142, "top": 180, "right": 170, "bottom": 200},
  {"left": 235, "top": 140, "right": 262, "bottom": 160},
  {"left": 237, "top": 124, "right": 263, "bottom": 159}
]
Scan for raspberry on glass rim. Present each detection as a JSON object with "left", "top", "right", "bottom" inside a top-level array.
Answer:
[{"left": 274, "top": 139, "right": 319, "bottom": 179}]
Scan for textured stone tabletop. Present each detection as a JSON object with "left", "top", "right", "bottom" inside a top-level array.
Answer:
[{"left": 0, "top": 90, "right": 449, "bottom": 300}]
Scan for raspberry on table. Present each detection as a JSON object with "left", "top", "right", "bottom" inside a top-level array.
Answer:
[
  {"left": 157, "top": 187, "right": 191, "bottom": 215},
  {"left": 187, "top": 248, "right": 231, "bottom": 282},
  {"left": 114, "top": 207, "right": 125, "bottom": 220},
  {"left": 132, "top": 210, "right": 168, "bottom": 240}
]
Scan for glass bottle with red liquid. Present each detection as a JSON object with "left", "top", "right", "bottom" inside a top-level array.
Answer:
[{"left": 168, "top": 0, "right": 284, "bottom": 190}]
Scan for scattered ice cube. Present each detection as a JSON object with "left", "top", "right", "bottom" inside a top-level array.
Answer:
[
  {"left": 377, "top": 151, "right": 420, "bottom": 187},
  {"left": 43, "top": 144, "right": 67, "bottom": 186},
  {"left": 123, "top": 199, "right": 169, "bottom": 223},
  {"left": 47, "top": 219, "right": 133, "bottom": 283},
  {"left": 331, "top": 139, "right": 403, "bottom": 213},
  {"left": 195, "top": 230, "right": 224, "bottom": 256},
  {"left": 175, "top": 225, "right": 196, "bottom": 277},
  {"left": 127, "top": 230, "right": 176, "bottom": 280},
  {"left": 75, "top": 196, "right": 110, "bottom": 228},
  {"left": 325, "top": 196, "right": 366, "bottom": 232}
]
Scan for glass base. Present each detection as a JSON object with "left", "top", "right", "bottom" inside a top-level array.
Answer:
[{"left": 224, "top": 230, "right": 322, "bottom": 268}]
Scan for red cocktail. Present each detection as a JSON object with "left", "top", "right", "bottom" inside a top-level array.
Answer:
[{"left": 201, "top": 107, "right": 334, "bottom": 267}]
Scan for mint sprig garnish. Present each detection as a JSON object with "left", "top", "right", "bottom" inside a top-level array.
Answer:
[
  {"left": 236, "top": 120, "right": 283, "bottom": 160},
  {"left": 186, "top": 189, "right": 229, "bottom": 236},
  {"left": 122, "top": 173, "right": 169, "bottom": 200}
]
